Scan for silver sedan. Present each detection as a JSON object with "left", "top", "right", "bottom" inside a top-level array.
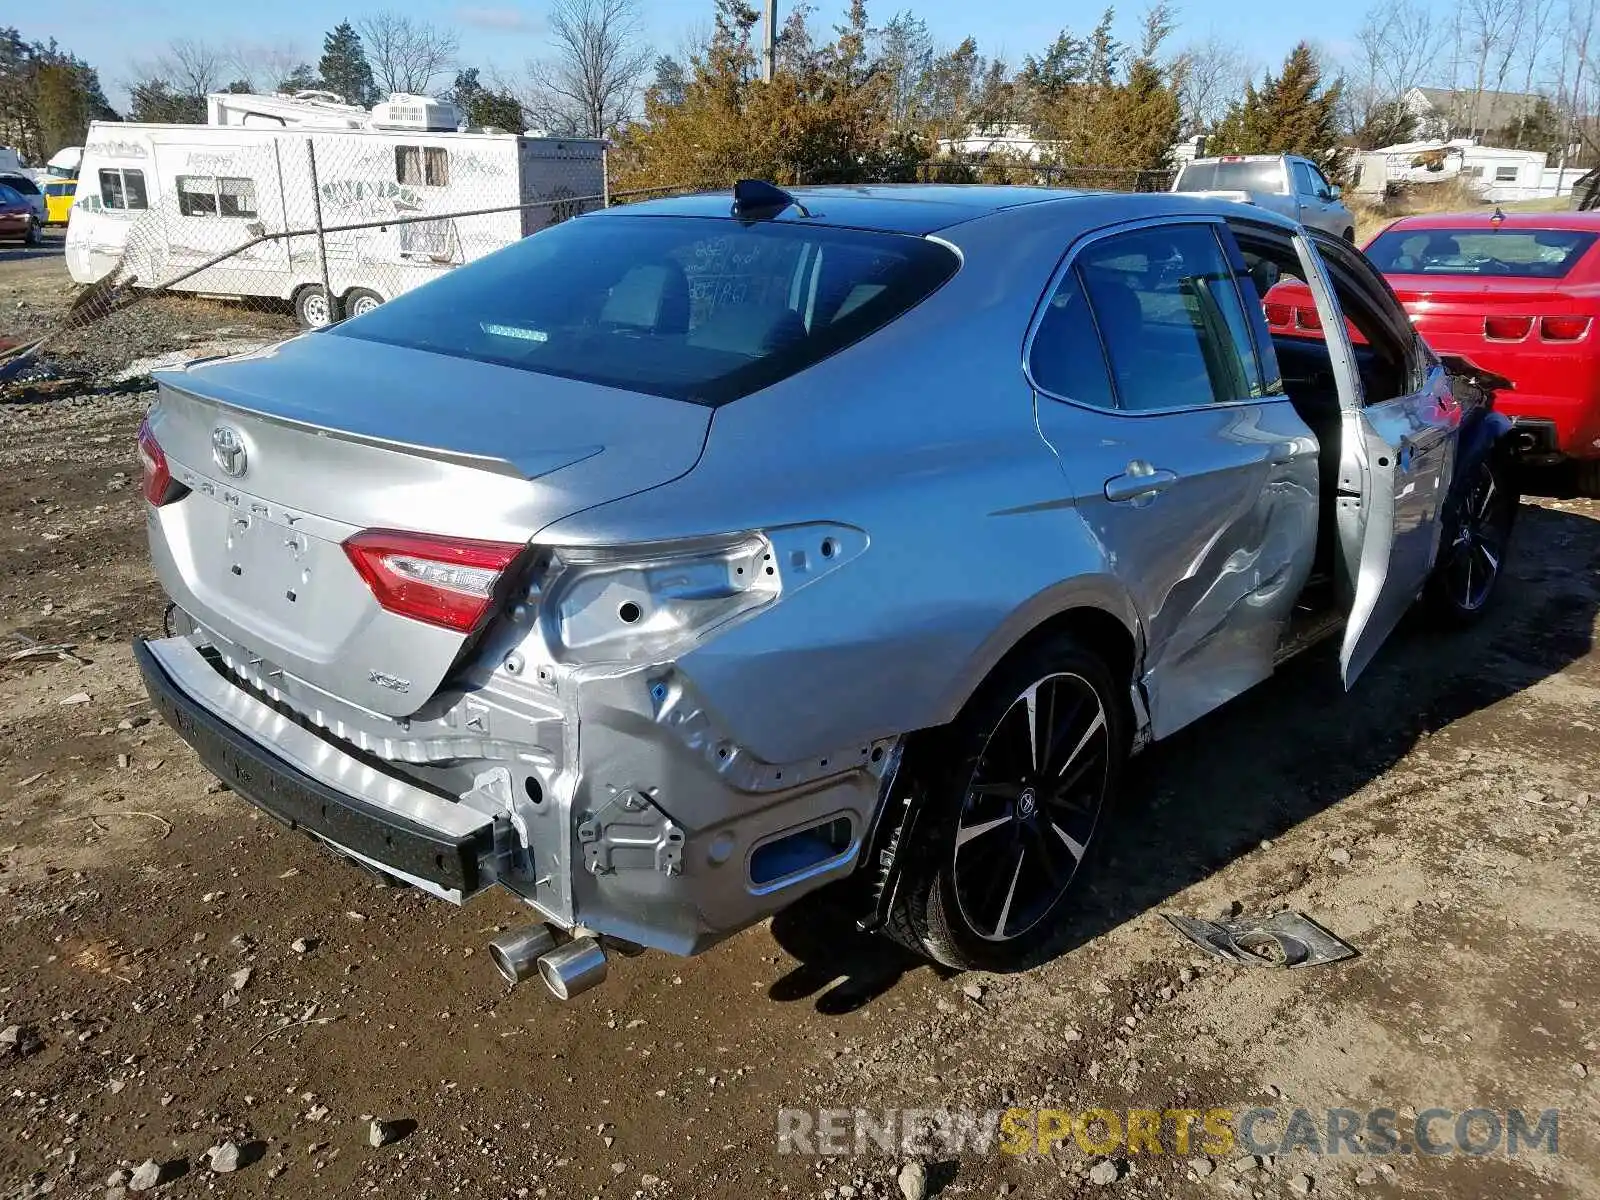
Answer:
[{"left": 133, "top": 181, "right": 1516, "bottom": 996}]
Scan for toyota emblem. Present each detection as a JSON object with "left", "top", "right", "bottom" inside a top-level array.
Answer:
[{"left": 211, "top": 425, "right": 248, "bottom": 478}]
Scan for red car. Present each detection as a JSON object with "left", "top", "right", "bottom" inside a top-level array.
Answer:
[
  {"left": 1266, "top": 210, "right": 1600, "bottom": 493},
  {"left": 0, "top": 183, "right": 39, "bottom": 244}
]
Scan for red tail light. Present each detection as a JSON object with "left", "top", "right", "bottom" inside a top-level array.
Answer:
[
  {"left": 137, "top": 417, "right": 185, "bottom": 506},
  {"left": 1263, "top": 302, "right": 1293, "bottom": 327},
  {"left": 1294, "top": 306, "right": 1322, "bottom": 331},
  {"left": 1540, "top": 315, "right": 1591, "bottom": 341},
  {"left": 343, "top": 529, "right": 526, "bottom": 633},
  {"left": 1484, "top": 315, "right": 1533, "bottom": 341}
]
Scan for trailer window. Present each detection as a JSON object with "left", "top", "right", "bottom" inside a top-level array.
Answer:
[
  {"left": 98, "top": 169, "right": 148, "bottom": 211},
  {"left": 219, "top": 177, "right": 257, "bottom": 217},
  {"left": 396, "top": 146, "right": 450, "bottom": 187},
  {"left": 177, "top": 175, "right": 258, "bottom": 218},
  {"left": 177, "top": 175, "right": 219, "bottom": 216}
]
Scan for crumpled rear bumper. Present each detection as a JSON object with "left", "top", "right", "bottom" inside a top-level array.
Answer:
[{"left": 134, "top": 636, "right": 499, "bottom": 900}]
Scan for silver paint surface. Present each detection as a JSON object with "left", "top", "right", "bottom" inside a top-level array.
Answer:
[{"left": 138, "top": 188, "right": 1463, "bottom": 954}]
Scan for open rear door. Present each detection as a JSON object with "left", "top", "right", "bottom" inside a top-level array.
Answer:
[{"left": 1290, "top": 232, "right": 1459, "bottom": 687}]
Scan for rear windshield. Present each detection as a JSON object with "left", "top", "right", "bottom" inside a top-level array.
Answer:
[
  {"left": 334, "top": 214, "right": 960, "bottom": 406},
  {"left": 1174, "top": 160, "right": 1286, "bottom": 194},
  {"left": 1366, "top": 227, "right": 1599, "bottom": 279},
  {"left": 0, "top": 175, "right": 39, "bottom": 195}
]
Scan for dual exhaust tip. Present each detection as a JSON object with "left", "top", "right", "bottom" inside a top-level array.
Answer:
[{"left": 488, "top": 925, "right": 608, "bottom": 1001}]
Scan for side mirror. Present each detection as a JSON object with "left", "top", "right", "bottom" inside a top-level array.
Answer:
[{"left": 1327, "top": 185, "right": 1342, "bottom": 200}]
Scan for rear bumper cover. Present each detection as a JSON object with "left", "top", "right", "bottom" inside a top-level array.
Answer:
[{"left": 135, "top": 636, "right": 495, "bottom": 896}]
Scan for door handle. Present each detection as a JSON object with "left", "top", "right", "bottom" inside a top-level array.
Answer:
[{"left": 1104, "top": 464, "right": 1179, "bottom": 502}]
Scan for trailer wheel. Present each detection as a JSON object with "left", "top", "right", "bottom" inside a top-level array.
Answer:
[
  {"left": 343, "top": 288, "right": 384, "bottom": 319},
  {"left": 293, "top": 285, "right": 338, "bottom": 329}
]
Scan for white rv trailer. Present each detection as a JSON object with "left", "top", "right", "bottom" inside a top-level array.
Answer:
[{"left": 65, "top": 92, "right": 605, "bottom": 326}]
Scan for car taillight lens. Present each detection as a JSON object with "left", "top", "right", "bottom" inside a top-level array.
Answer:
[
  {"left": 1294, "top": 306, "right": 1322, "bottom": 331},
  {"left": 1540, "top": 315, "right": 1591, "bottom": 341},
  {"left": 343, "top": 530, "right": 526, "bottom": 633},
  {"left": 137, "top": 417, "right": 185, "bottom": 506},
  {"left": 1484, "top": 315, "right": 1533, "bottom": 340},
  {"left": 1263, "top": 302, "right": 1293, "bottom": 327}
]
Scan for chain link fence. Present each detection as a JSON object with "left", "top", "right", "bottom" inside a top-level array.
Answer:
[{"left": 0, "top": 146, "right": 1173, "bottom": 387}]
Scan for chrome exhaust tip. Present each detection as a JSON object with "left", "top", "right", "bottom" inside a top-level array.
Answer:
[
  {"left": 488, "top": 924, "right": 558, "bottom": 986},
  {"left": 536, "top": 936, "right": 607, "bottom": 1000}
]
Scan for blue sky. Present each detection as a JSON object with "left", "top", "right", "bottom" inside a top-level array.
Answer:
[{"left": 27, "top": 0, "right": 1368, "bottom": 108}]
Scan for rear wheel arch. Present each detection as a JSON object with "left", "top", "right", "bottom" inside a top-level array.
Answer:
[{"left": 936, "top": 586, "right": 1145, "bottom": 731}]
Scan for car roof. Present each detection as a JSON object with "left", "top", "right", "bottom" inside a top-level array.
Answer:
[
  {"left": 1383, "top": 210, "right": 1600, "bottom": 233},
  {"left": 593, "top": 184, "right": 1091, "bottom": 235}
]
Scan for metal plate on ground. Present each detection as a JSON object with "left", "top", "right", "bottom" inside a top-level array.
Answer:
[{"left": 1162, "top": 910, "right": 1357, "bottom": 968}]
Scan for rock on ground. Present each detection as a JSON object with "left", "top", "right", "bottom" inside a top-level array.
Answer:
[
  {"left": 207, "top": 1141, "right": 241, "bottom": 1173},
  {"left": 896, "top": 1160, "right": 928, "bottom": 1200},
  {"left": 1088, "top": 1159, "right": 1122, "bottom": 1185}
]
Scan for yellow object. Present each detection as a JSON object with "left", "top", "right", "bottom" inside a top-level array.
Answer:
[{"left": 44, "top": 178, "right": 76, "bottom": 224}]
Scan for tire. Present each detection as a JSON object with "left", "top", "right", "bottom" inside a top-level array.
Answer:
[
  {"left": 293, "top": 285, "right": 338, "bottom": 329},
  {"left": 343, "top": 287, "right": 384, "bottom": 319},
  {"left": 1575, "top": 458, "right": 1600, "bottom": 499},
  {"left": 1425, "top": 456, "right": 1518, "bottom": 625},
  {"left": 882, "top": 633, "right": 1129, "bottom": 972},
  {"left": 23, "top": 217, "right": 40, "bottom": 246}
]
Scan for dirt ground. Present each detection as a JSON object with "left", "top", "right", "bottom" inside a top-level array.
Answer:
[{"left": 2, "top": 238, "right": 1599, "bottom": 1200}]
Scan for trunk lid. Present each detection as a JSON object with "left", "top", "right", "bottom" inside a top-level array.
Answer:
[
  {"left": 1386, "top": 274, "right": 1600, "bottom": 387},
  {"left": 146, "top": 333, "right": 710, "bottom": 717}
]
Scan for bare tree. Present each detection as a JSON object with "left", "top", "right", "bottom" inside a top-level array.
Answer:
[
  {"left": 145, "top": 38, "right": 226, "bottom": 100},
  {"left": 1171, "top": 33, "right": 1252, "bottom": 136},
  {"left": 358, "top": 12, "right": 460, "bottom": 96},
  {"left": 225, "top": 42, "right": 309, "bottom": 92},
  {"left": 1343, "top": 0, "right": 1434, "bottom": 139},
  {"left": 1555, "top": 0, "right": 1600, "bottom": 164},
  {"left": 522, "top": 0, "right": 652, "bottom": 137},
  {"left": 1462, "top": 0, "right": 1521, "bottom": 134}
]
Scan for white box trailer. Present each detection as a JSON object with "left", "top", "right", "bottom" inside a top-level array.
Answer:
[{"left": 65, "top": 112, "right": 605, "bottom": 326}]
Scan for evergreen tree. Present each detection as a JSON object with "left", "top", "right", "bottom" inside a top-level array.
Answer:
[
  {"left": 447, "top": 66, "right": 483, "bottom": 111},
  {"left": 319, "top": 21, "right": 377, "bottom": 107},
  {"left": 648, "top": 55, "right": 688, "bottom": 108},
  {"left": 279, "top": 63, "right": 321, "bottom": 93},
  {"left": 1209, "top": 43, "right": 1343, "bottom": 176},
  {"left": 0, "top": 27, "right": 117, "bottom": 158},
  {"left": 468, "top": 90, "right": 526, "bottom": 132}
]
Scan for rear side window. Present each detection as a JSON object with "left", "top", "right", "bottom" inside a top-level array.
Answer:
[
  {"left": 1175, "top": 160, "right": 1286, "bottom": 194},
  {"left": 1029, "top": 269, "right": 1115, "bottom": 409},
  {"left": 1365, "top": 227, "right": 1598, "bottom": 279},
  {"left": 335, "top": 215, "right": 960, "bottom": 406},
  {"left": 1071, "top": 224, "right": 1266, "bottom": 410}
]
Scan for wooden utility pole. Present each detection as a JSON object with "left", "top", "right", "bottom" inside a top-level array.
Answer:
[{"left": 762, "top": 0, "right": 777, "bottom": 81}]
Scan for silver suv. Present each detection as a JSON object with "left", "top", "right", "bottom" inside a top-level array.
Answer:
[{"left": 135, "top": 183, "right": 1515, "bottom": 997}]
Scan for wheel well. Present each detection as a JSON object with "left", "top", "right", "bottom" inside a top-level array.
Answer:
[{"left": 997, "top": 606, "right": 1138, "bottom": 696}]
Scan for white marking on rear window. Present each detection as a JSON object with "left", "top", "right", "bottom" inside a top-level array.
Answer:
[{"left": 479, "top": 322, "right": 548, "bottom": 342}]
